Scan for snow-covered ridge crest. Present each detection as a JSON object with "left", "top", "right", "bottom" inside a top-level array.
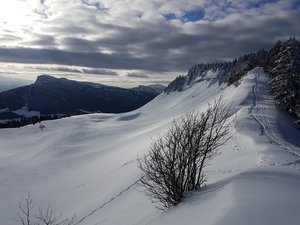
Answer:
[
  {"left": 164, "top": 51, "right": 267, "bottom": 93},
  {"left": 165, "top": 38, "right": 300, "bottom": 123},
  {"left": 164, "top": 68, "right": 224, "bottom": 93}
]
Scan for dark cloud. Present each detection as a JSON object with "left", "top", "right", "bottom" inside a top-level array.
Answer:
[
  {"left": 81, "top": 68, "right": 118, "bottom": 75},
  {"left": 0, "top": 47, "right": 171, "bottom": 71},
  {"left": 61, "top": 37, "right": 100, "bottom": 52},
  {"left": 127, "top": 73, "right": 149, "bottom": 78},
  {"left": 23, "top": 35, "right": 56, "bottom": 47},
  {"left": 28, "top": 65, "right": 118, "bottom": 76}
]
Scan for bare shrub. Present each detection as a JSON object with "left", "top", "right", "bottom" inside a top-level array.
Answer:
[
  {"left": 39, "top": 124, "right": 46, "bottom": 131},
  {"left": 138, "top": 97, "right": 234, "bottom": 209},
  {"left": 15, "top": 192, "right": 75, "bottom": 225}
]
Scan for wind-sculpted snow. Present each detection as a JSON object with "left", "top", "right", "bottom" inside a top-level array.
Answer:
[
  {"left": 0, "top": 68, "right": 300, "bottom": 225},
  {"left": 147, "top": 169, "right": 300, "bottom": 225}
]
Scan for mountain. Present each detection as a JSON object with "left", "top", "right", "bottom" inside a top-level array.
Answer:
[
  {"left": 166, "top": 38, "right": 300, "bottom": 123},
  {"left": 0, "top": 75, "right": 165, "bottom": 121}
]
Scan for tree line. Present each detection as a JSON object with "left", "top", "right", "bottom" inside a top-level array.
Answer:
[{"left": 0, "top": 114, "right": 72, "bottom": 129}]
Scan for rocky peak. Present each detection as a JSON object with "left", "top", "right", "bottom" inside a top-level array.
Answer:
[{"left": 35, "top": 75, "right": 60, "bottom": 85}]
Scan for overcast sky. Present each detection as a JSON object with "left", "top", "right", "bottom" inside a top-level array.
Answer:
[{"left": 0, "top": 0, "right": 299, "bottom": 86}]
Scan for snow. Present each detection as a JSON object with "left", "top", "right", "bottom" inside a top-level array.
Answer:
[
  {"left": 0, "top": 107, "right": 9, "bottom": 113},
  {"left": 148, "top": 168, "right": 300, "bottom": 225},
  {"left": 0, "top": 67, "right": 300, "bottom": 225},
  {"left": 193, "top": 69, "right": 223, "bottom": 83},
  {"left": 13, "top": 106, "right": 40, "bottom": 117}
]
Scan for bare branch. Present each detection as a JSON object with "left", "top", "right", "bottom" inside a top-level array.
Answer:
[
  {"left": 15, "top": 192, "right": 35, "bottom": 225},
  {"left": 15, "top": 193, "right": 76, "bottom": 225}
]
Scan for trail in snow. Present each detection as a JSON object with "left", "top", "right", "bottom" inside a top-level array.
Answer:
[
  {"left": 249, "top": 73, "right": 265, "bottom": 136},
  {"left": 250, "top": 70, "right": 300, "bottom": 158},
  {"left": 75, "top": 180, "right": 139, "bottom": 225}
]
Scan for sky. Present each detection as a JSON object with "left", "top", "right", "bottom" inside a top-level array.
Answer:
[{"left": 0, "top": 0, "right": 299, "bottom": 87}]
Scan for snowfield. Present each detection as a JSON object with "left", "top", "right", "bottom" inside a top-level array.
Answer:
[{"left": 1, "top": 67, "right": 300, "bottom": 225}]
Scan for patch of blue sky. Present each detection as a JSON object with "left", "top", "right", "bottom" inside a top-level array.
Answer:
[
  {"left": 164, "top": 9, "right": 205, "bottom": 23},
  {"left": 182, "top": 9, "right": 205, "bottom": 22},
  {"left": 81, "top": 0, "right": 108, "bottom": 11},
  {"left": 163, "top": 13, "right": 177, "bottom": 21},
  {"left": 247, "top": 0, "right": 278, "bottom": 8},
  {"left": 292, "top": 0, "right": 300, "bottom": 9}
]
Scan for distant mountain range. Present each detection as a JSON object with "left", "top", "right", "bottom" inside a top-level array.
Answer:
[
  {"left": 0, "top": 75, "right": 165, "bottom": 123},
  {"left": 166, "top": 37, "right": 300, "bottom": 123}
]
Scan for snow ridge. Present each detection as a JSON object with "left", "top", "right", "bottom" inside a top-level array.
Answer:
[{"left": 250, "top": 68, "right": 300, "bottom": 158}]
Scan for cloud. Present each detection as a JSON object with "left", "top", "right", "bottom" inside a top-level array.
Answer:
[
  {"left": 0, "top": 0, "right": 299, "bottom": 76},
  {"left": 127, "top": 72, "right": 149, "bottom": 78},
  {"left": 26, "top": 65, "right": 119, "bottom": 76},
  {"left": 0, "top": 47, "right": 171, "bottom": 71},
  {"left": 81, "top": 68, "right": 118, "bottom": 75}
]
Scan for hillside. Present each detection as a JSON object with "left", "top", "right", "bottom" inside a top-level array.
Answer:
[
  {"left": 0, "top": 67, "right": 300, "bottom": 225},
  {"left": 166, "top": 38, "right": 300, "bottom": 123}
]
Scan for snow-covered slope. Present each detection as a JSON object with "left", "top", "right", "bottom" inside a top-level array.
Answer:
[{"left": 1, "top": 68, "right": 300, "bottom": 225}]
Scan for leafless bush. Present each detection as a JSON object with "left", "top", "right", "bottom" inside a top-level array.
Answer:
[
  {"left": 39, "top": 124, "right": 46, "bottom": 131},
  {"left": 15, "top": 192, "right": 75, "bottom": 225},
  {"left": 138, "top": 97, "right": 234, "bottom": 209}
]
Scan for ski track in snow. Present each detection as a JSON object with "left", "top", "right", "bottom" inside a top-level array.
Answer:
[
  {"left": 250, "top": 70, "right": 300, "bottom": 159},
  {"left": 65, "top": 158, "right": 139, "bottom": 193},
  {"left": 75, "top": 179, "right": 139, "bottom": 225}
]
